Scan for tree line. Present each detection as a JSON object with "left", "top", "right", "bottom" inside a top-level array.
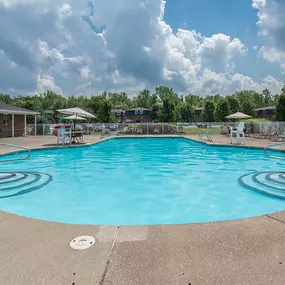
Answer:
[{"left": 1, "top": 85, "right": 285, "bottom": 123}]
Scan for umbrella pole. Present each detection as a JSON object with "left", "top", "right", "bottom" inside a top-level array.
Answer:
[{"left": 74, "top": 113, "right": 77, "bottom": 130}]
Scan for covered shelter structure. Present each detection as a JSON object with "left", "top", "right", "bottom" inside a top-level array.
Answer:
[{"left": 0, "top": 103, "right": 40, "bottom": 138}]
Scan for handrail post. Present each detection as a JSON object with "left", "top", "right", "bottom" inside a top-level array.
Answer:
[
  {"left": 12, "top": 114, "right": 15, "bottom": 137},
  {"left": 264, "top": 142, "right": 285, "bottom": 160},
  {"left": 34, "top": 115, "right": 37, "bottom": 136},
  {"left": 24, "top": 115, "right": 27, "bottom": 136},
  {"left": 0, "top": 143, "right": 31, "bottom": 162}
]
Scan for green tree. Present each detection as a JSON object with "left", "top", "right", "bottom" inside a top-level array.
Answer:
[
  {"left": 108, "top": 92, "right": 132, "bottom": 109},
  {"left": 155, "top": 86, "right": 179, "bottom": 103},
  {"left": 252, "top": 91, "right": 264, "bottom": 108},
  {"left": 68, "top": 95, "right": 88, "bottom": 108},
  {"left": 179, "top": 103, "right": 193, "bottom": 122},
  {"left": 97, "top": 99, "right": 114, "bottom": 123},
  {"left": 241, "top": 100, "right": 255, "bottom": 116},
  {"left": 159, "top": 98, "right": 180, "bottom": 122},
  {"left": 0, "top": 94, "right": 12, "bottom": 104},
  {"left": 202, "top": 101, "right": 215, "bottom": 122},
  {"left": 227, "top": 96, "right": 240, "bottom": 113},
  {"left": 151, "top": 103, "right": 161, "bottom": 122},
  {"left": 135, "top": 89, "right": 152, "bottom": 108},
  {"left": 215, "top": 98, "right": 230, "bottom": 121},
  {"left": 262, "top": 89, "right": 273, "bottom": 106},
  {"left": 185, "top": 94, "right": 203, "bottom": 107},
  {"left": 276, "top": 93, "right": 285, "bottom": 121}
]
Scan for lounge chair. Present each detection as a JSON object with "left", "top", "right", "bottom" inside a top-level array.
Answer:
[
  {"left": 229, "top": 122, "right": 245, "bottom": 144},
  {"left": 271, "top": 135, "right": 285, "bottom": 142},
  {"left": 252, "top": 126, "right": 279, "bottom": 141},
  {"left": 117, "top": 126, "right": 128, "bottom": 135},
  {"left": 153, "top": 128, "right": 160, "bottom": 135},
  {"left": 170, "top": 128, "right": 179, "bottom": 135},
  {"left": 101, "top": 129, "right": 112, "bottom": 139},
  {"left": 136, "top": 128, "right": 143, "bottom": 135},
  {"left": 270, "top": 129, "right": 285, "bottom": 142},
  {"left": 251, "top": 125, "right": 272, "bottom": 139}
]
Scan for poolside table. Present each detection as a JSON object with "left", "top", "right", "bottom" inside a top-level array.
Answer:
[{"left": 71, "top": 131, "right": 84, "bottom": 144}]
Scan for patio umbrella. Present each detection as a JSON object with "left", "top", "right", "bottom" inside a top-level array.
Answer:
[
  {"left": 57, "top": 107, "right": 96, "bottom": 130},
  {"left": 62, "top": 114, "right": 88, "bottom": 130},
  {"left": 225, "top": 112, "right": 252, "bottom": 120},
  {"left": 63, "top": 115, "right": 87, "bottom": 121},
  {"left": 57, "top": 107, "right": 96, "bottom": 118}
]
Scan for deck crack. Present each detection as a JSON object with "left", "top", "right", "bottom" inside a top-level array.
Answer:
[
  {"left": 99, "top": 225, "right": 120, "bottom": 285},
  {"left": 265, "top": 214, "right": 285, "bottom": 225}
]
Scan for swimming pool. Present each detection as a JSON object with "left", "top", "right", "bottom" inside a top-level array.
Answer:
[{"left": 0, "top": 137, "right": 285, "bottom": 225}]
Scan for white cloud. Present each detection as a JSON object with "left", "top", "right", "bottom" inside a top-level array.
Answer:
[
  {"left": 36, "top": 75, "right": 63, "bottom": 94},
  {"left": 0, "top": 0, "right": 283, "bottom": 96},
  {"left": 197, "top": 71, "right": 283, "bottom": 95},
  {"left": 199, "top": 34, "right": 246, "bottom": 72},
  {"left": 253, "top": 0, "right": 285, "bottom": 70},
  {"left": 259, "top": 47, "right": 285, "bottom": 69}
]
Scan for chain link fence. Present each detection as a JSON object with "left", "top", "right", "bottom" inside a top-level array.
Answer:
[
  {"left": 25, "top": 122, "right": 234, "bottom": 136},
  {"left": 15, "top": 121, "right": 285, "bottom": 139}
]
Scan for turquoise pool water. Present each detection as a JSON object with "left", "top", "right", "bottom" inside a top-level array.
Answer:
[{"left": 0, "top": 138, "right": 285, "bottom": 225}]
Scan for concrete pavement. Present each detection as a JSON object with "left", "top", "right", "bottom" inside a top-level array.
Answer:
[{"left": 0, "top": 135, "right": 284, "bottom": 284}]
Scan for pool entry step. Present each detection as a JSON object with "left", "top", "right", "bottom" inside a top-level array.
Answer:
[
  {"left": 239, "top": 171, "right": 285, "bottom": 200},
  {"left": 0, "top": 171, "right": 52, "bottom": 199}
]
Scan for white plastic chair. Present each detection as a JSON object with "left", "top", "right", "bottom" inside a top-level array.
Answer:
[
  {"left": 57, "top": 127, "right": 72, "bottom": 145},
  {"left": 230, "top": 122, "right": 245, "bottom": 144}
]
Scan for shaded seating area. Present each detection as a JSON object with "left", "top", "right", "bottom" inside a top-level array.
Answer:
[
  {"left": 54, "top": 125, "right": 84, "bottom": 145},
  {"left": 229, "top": 122, "right": 245, "bottom": 144},
  {"left": 225, "top": 112, "right": 252, "bottom": 145},
  {"left": 54, "top": 107, "right": 96, "bottom": 145},
  {"left": 55, "top": 125, "right": 71, "bottom": 145}
]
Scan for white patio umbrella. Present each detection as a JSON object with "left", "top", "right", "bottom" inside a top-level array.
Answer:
[
  {"left": 57, "top": 107, "right": 96, "bottom": 118},
  {"left": 63, "top": 114, "right": 87, "bottom": 121},
  {"left": 57, "top": 107, "right": 96, "bottom": 130},
  {"left": 225, "top": 112, "right": 252, "bottom": 120},
  {"left": 61, "top": 112, "right": 91, "bottom": 130}
]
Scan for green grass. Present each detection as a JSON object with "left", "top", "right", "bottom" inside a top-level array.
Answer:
[
  {"left": 180, "top": 128, "right": 221, "bottom": 135},
  {"left": 241, "top": 118, "right": 270, "bottom": 123},
  {"left": 89, "top": 132, "right": 102, "bottom": 136}
]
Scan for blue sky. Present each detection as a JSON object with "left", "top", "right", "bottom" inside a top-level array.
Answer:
[
  {"left": 0, "top": 0, "right": 284, "bottom": 96},
  {"left": 164, "top": 0, "right": 284, "bottom": 83}
]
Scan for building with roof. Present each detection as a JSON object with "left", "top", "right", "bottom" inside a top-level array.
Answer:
[
  {"left": 125, "top": 108, "right": 152, "bottom": 123},
  {"left": 193, "top": 108, "right": 203, "bottom": 122},
  {"left": 111, "top": 109, "right": 126, "bottom": 123},
  {"left": 255, "top": 106, "right": 276, "bottom": 120},
  {"left": 0, "top": 102, "right": 39, "bottom": 138}
]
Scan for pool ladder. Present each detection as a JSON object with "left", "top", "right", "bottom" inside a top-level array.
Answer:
[
  {"left": 0, "top": 143, "right": 31, "bottom": 162},
  {"left": 238, "top": 142, "right": 285, "bottom": 200},
  {"left": 264, "top": 142, "right": 285, "bottom": 160}
]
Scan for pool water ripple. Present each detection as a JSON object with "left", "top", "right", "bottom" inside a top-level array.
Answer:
[{"left": 0, "top": 138, "right": 284, "bottom": 225}]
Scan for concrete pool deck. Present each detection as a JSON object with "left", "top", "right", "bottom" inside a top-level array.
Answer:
[
  {"left": 0, "top": 135, "right": 285, "bottom": 284},
  {"left": 0, "top": 133, "right": 282, "bottom": 152}
]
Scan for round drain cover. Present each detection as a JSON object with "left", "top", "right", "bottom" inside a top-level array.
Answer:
[{"left": 69, "top": 236, "right": 95, "bottom": 250}]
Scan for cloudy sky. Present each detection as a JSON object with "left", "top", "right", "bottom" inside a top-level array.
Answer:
[{"left": 0, "top": 0, "right": 284, "bottom": 97}]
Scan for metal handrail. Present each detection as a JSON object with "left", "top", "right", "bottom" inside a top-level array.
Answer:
[
  {"left": 0, "top": 143, "right": 31, "bottom": 162},
  {"left": 264, "top": 142, "right": 285, "bottom": 160},
  {"left": 198, "top": 129, "right": 213, "bottom": 143}
]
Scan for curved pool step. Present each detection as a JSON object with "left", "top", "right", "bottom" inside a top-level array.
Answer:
[
  {"left": 239, "top": 171, "right": 285, "bottom": 200},
  {"left": 0, "top": 171, "right": 52, "bottom": 199}
]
